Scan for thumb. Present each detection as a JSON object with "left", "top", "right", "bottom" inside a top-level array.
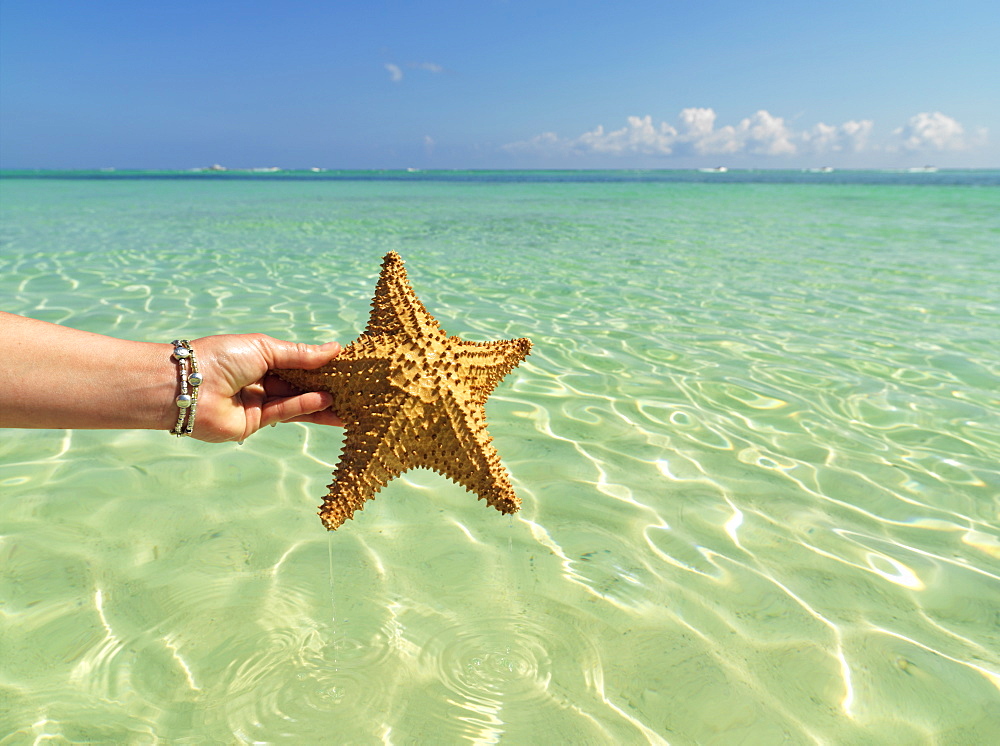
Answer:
[{"left": 261, "top": 338, "right": 342, "bottom": 370}]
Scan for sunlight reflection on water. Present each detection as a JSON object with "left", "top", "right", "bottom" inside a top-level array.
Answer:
[{"left": 1, "top": 174, "right": 999, "bottom": 743}]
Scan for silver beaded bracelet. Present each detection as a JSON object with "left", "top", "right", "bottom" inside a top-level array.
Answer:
[{"left": 170, "top": 339, "right": 202, "bottom": 436}]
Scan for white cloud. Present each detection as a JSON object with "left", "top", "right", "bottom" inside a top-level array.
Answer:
[
  {"left": 891, "top": 111, "right": 973, "bottom": 151},
  {"left": 801, "top": 119, "right": 874, "bottom": 153},
  {"left": 743, "top": 110, "right": 797, "bottom": 155},
  {"left": 575, "top": 115, "right": 678, "bottom": 155},
  {"left": 686, "top": 109, "right": 797, "bottom": 156},
  {"left": 385, "top": 63, "right": 403, "bottom": 83},
  {"left": 504, "top": 109, "right": 982, "bottom": 161},
  {"left": 678, "top": 107, "right": 716, "bottom": 139},
  {"left": 384, "top": 61, "right": 445, "bottom": 83},
  {"left": 506, "top": 108, "right": 807, "bottom": 158}
]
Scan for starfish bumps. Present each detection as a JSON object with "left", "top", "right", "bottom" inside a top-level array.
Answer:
[{"left": 275, "top": 252, "right": 532, "bottom": 530}]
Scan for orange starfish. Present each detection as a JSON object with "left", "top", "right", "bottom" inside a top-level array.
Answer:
[{"left": 276, "top": 252, "right": 532, "bottom": 530}]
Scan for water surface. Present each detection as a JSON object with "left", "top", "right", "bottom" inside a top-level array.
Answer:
[{"left": 1, "top": 171, "right": 998, "bottom": 743}]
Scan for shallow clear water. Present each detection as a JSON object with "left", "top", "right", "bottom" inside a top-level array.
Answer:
[{"left": 1, "top": 171, "right": 999, "bottom": 744}]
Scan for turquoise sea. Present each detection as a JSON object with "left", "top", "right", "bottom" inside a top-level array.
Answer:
[{"left": 1, "top": 170, "right": 998, "bottom": 744}]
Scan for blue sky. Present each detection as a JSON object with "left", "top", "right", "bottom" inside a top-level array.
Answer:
[{"left": 1, "top": 0, "right": 997, "bottom": 169}]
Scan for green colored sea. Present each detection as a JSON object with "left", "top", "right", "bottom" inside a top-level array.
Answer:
[{"left": 1, "top": 171, "right": 998, "bottom": 744}]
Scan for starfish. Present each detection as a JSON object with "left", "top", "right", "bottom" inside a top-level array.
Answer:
[{"left": 275, "top": 251, "right": 532, "bottom": 530}]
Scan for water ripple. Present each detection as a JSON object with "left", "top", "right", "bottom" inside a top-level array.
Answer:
[{"left": 3, "top": 176, "right": 999, "bottom": 742}]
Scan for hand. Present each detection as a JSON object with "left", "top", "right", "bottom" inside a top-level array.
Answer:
[{"left": 188, "top": 334, "right": 343, "bottom": 443}]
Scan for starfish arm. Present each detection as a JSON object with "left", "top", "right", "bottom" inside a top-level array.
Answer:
[
  {"left": 412, "top": 390, "right": 522, "bottom": 516},
  {"left": 457, "top": 337, "right": 533, "bottom": 405},
  {"left": 320, "top": 402, "right": 411, "bottom": 529},
  {"left": 364, "top": 252, "right": 444, "bottom": 341},
  {"left": 274, "top": 336, "right": 397, "bottom": 411}
]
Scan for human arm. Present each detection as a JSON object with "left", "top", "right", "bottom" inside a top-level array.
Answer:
[{"left": 0, "top": 311, "right": 343, "bottom": 442}]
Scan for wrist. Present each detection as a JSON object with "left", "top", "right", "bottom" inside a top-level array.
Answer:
[
  {"left": 129, "top": 342, "right": 184, "bottom": 432},
  {"left": 166, "top": 340, "right": 203, "bottom": 436}
]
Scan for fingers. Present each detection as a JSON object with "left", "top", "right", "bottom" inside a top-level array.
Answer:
[
  {"left": 260, "top": 391, "right": 341, "bottom": 429},
  {"left": 262, "top": 373, "right": 308, "bottom": 398},
  {"left": 190, "top": 335, "right": 345, "bottom": 442},
  {"left": 286, "top": 409, "right": 345, "bottom": 428},
  {"left": 259, "top": 337, "right": 342, "bottom": 371}
]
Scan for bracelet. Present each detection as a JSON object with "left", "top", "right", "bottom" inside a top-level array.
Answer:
[{"left": 170, "top": 339, "right": 202, "bottom": 436}]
